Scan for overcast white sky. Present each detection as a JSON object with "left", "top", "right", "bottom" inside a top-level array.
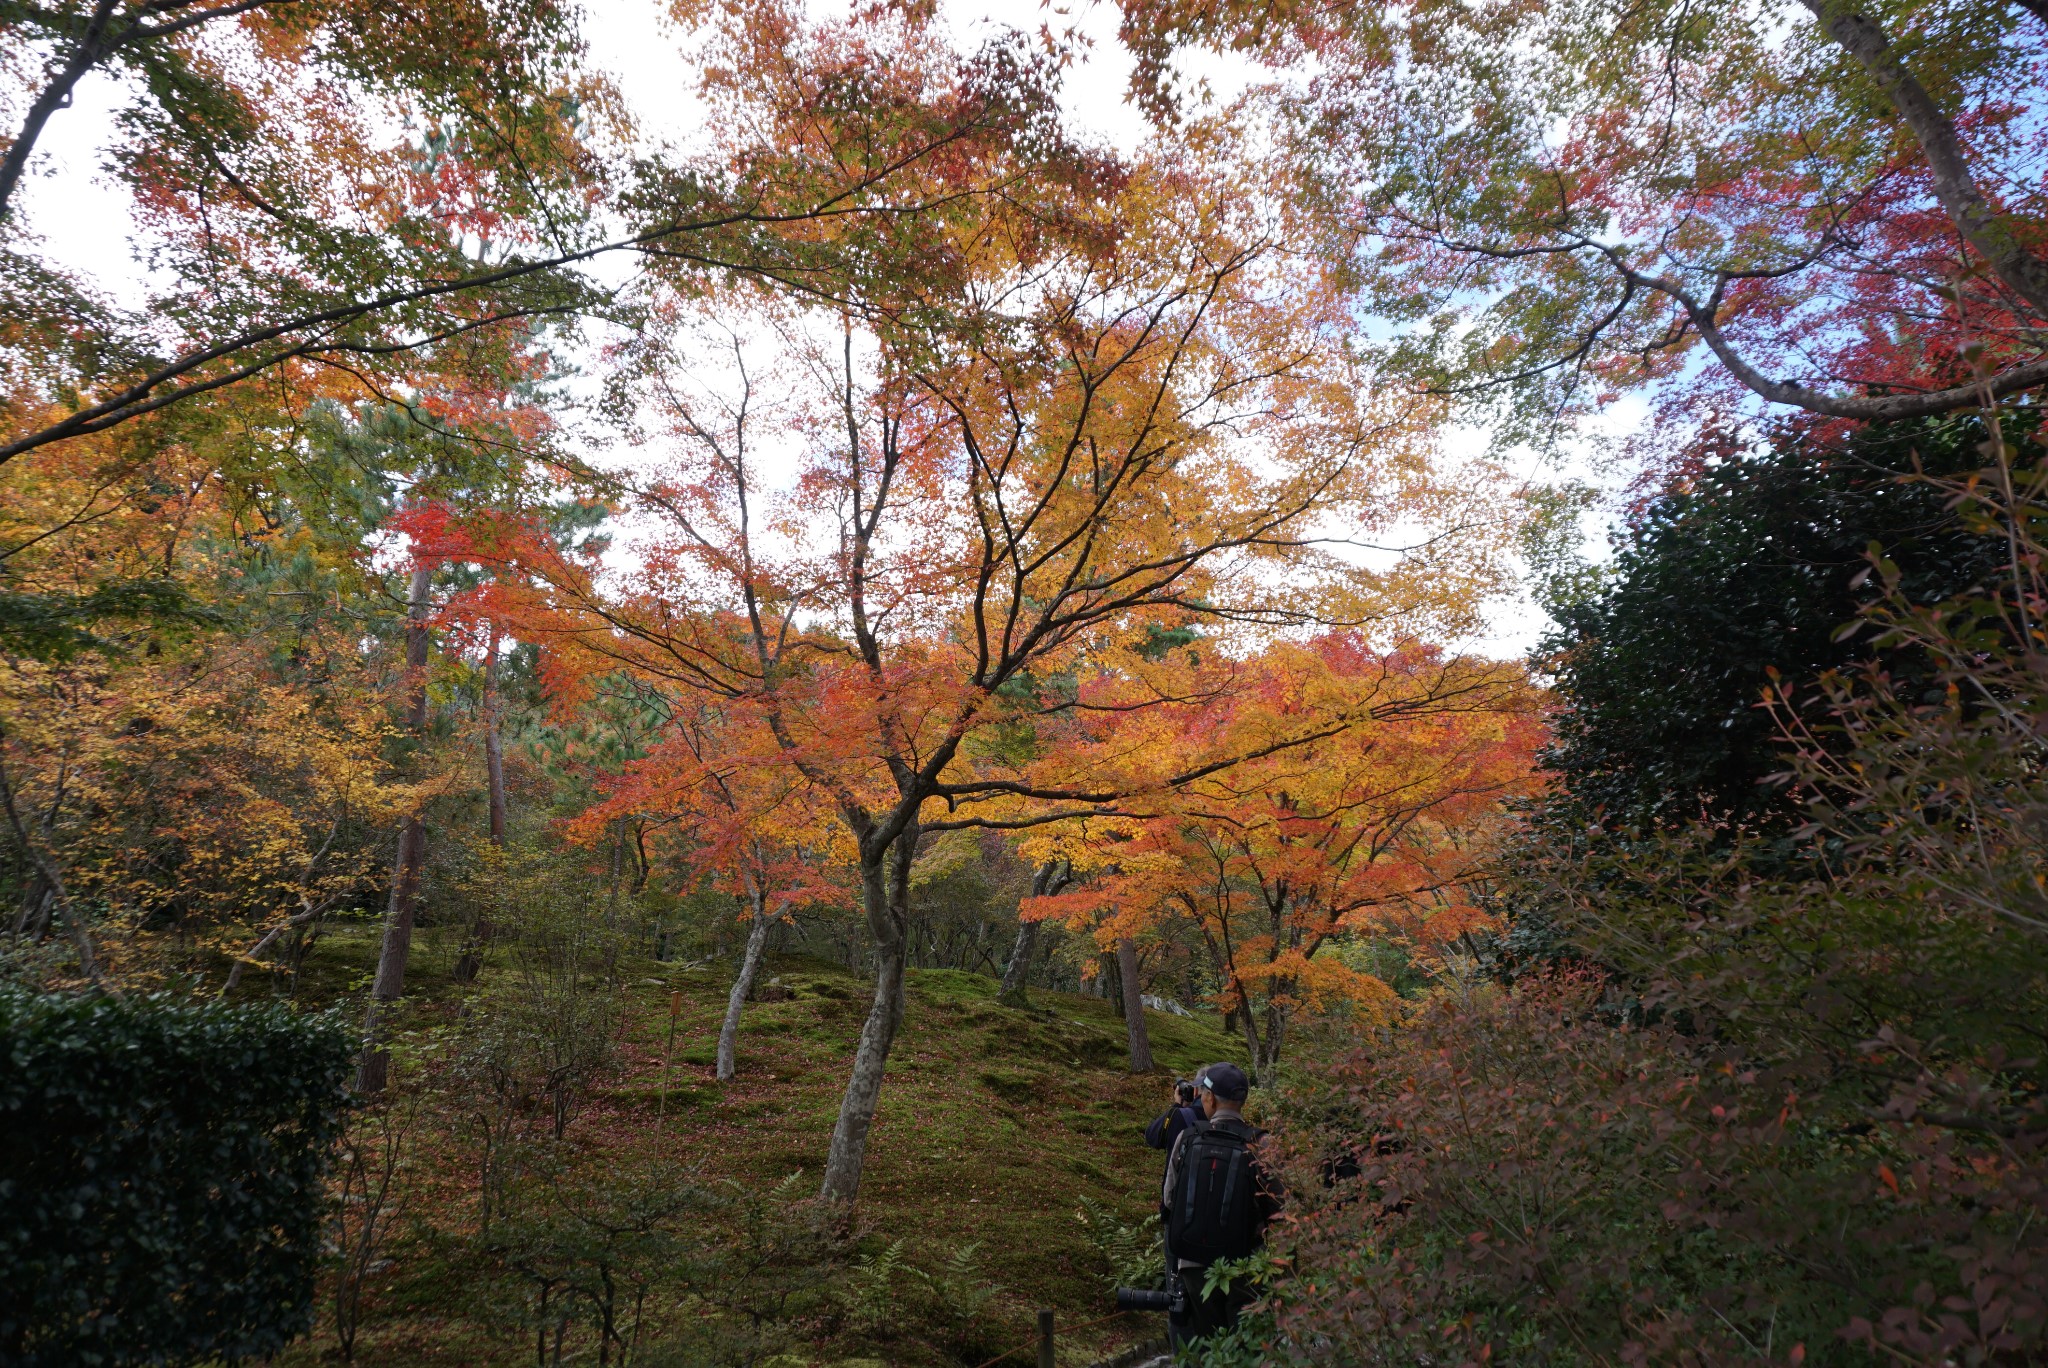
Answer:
[{"left": 10, "top": 0, "right": 1617, "bottom": 660}]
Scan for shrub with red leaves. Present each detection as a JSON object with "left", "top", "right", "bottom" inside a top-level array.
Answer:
[{"left": 1244, "top": 974, "right": 2042, "bottom": 1366}]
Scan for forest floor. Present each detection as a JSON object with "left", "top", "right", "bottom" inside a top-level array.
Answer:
[{"left": 270, "top": 923, "right": 1238, "bottom": 1367}]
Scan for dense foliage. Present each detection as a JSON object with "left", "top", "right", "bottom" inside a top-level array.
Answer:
[
  {"left": 0, "top": 991, "right": 354, "bottom": 1367},
  {"left": 1540, "top": 411, "right": 2026, "bottom": 827},
  {"left": 1244, "top": 969, "right": 2043, "bottom": 1365}
]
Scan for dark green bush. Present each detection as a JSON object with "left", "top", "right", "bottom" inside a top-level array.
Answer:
[
  {"left": 1540, "top": 411, "right": 2025, "bottom": 828},
  {"left": 1496, "top": 411, "right": 2034, "bottom": 971},
  {"left": 0, "top": 990, "right": 353, "bottom": 1366}
]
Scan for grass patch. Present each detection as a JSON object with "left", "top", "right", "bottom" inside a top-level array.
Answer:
[{"left": 273, "top": 935, "right": 1240, "bottom": 1366}]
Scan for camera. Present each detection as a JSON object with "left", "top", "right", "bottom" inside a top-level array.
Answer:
[
  {"left": 1116, "top": 1281, "right": 1187, "bottom": 1316},
  {"left": 1174, "top": 1078, "right": 1196, "bottom": 1106}
]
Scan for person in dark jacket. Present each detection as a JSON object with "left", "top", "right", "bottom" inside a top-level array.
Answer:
[
  {"left": 1143, "top": 1077, "right": 1202, "bottom": 1154},
  {"left": 1158, "top": 1062, "right": 1280, "bottom": 1348}
]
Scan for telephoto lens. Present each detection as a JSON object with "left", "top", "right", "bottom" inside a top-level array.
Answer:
[{"left": 1115, "top": 1286, "right": 1176, "bottom": 1313}]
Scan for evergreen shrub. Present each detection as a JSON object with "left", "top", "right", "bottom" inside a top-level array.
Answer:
[{"left": 0, "top": 989, "right": 353, "bottom": 1366}]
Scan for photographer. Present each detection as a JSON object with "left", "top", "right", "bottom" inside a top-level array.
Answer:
[
  {"left": 1161, "top": 1064, "right": 1278, "bottom": 1347},
  {"left": 1143, "top": 1077, "right": 1203, "bottom": 1155}
]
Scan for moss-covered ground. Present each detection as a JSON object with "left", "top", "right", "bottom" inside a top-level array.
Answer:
[{"left": 274, "top": 925, "right": 1238, "bottom": 1366}]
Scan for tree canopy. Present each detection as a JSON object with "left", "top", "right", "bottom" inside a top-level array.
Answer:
[{"left": 1118, "top": 0, "right": 2048, "bottom": 437}]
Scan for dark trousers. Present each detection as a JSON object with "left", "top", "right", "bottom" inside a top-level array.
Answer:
[{"left": 1166, "top": 1263, "right": 1250, "bottom": 1351}]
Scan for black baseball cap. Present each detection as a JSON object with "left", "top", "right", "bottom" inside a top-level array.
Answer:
[{"left": 1197, "top": 1062, "right": 1249, "bottom": 1103}]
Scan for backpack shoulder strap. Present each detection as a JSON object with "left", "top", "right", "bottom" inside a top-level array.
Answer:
[{"left": 1175, "top": 1115, "right": 1215, "bottom": 1227}]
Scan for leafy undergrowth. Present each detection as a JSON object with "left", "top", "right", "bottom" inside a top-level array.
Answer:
[{"left": 272, "top": 926, "right": 1234, "bottom": 1366}]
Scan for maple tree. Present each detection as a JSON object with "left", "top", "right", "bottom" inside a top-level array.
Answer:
[
  {"left": 474, "top": 18, "right": 1520, "bottom": 1191},
  {"left": 0, "top": 0, "right": 591, "bottom": 225},
  {"left": 10, "top": 2, "right": 2048, "bottom": 1360},
  {"left": 1117, "top": 0, "right": 2048, "bottom": 437},
  {"left": 0, "top": 0, "right": 610, "bottom": 464},
  {"left": 1, "top": 0, "right": 606, "bottom": 1012},
  {"left": 1025, "top": 634, "right": 1539, "bottom": 1078},
  {"left": 0, "top": 4, "right": 1216, "bottom": 1010},
  {"left": 0, "top": 185, "right": 577, "bottom": 1006},
  {"left": 576, "top": 692, "right": 852, "bottom": 1082}
]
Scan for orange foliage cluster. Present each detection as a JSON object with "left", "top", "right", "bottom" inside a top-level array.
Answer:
[{"left": 1019, "top": 634, "right": 1540, "bottom": 1069}]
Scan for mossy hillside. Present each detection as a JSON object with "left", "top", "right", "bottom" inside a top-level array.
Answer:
[{"left": 273, "top": 927, "right": 1238, "bottom": 1365}]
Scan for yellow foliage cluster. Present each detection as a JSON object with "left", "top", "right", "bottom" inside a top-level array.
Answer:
[{"left": 0, "top": 422, "right": 419, "bottom": 989}]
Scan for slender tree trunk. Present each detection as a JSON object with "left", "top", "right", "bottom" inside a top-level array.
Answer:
[
  {"left": 1259, "top": 1003, "right": 1287, "bottom": 1081},
  {"left": 1251, "top": 961, "right": 1291, "bottom": 1079},
  {"left": 483, "top": 636, "right": 507, "bottom": 843},
  {"left": 998, "top": 860, "right": 1066, "bottom": 1004},
  {"left": 453, "top": 632, "right": 505, "bottom": 984},
  {"left": 1236, "top": 1006, "right": 1267, "bottom": 1083},
  {"left": 716, "top": 884, "right": 784, "bottom": 1082},
  {"left": 630, "top": 824, "right": 650, "bottom": 894},
  {"left": 223, "top": 902, "right": 318, "bottom": 996},
  {"left": 288, "top": 923, "right": 320, "bottom": 994},
  {"left": 359, "top": 562, "right": 435, "bottom": 1094},
  {"left": 820, "top": 824, "right": 915, "bottom": 1205},
  {"left": 1117, "top": 936, "right": 1154, "bottom": 1072},
  {"left": 1001, "top": 921, "right": 1036, "bottom": 999},
  {"left": 1202, "top": 931, "right": 1244, "bottom": 1046},
  {"left": 1225, "top": 969, "right": 1266, "bottom": 1083},
  {"left": 358, "top": 818, "right": 424, "bottom": 1093},
  {"left": 0, "top": 725, "right": 96, "bottom": 980},
  {"left": 11, "top": 877, "right": 50, "bottom": 940},
  {"left": 604, "top": 817, "right": 626, "bottom": 925},
  {"left": 1242, "top": 896, "right": 1290, "bottom": 1082}
]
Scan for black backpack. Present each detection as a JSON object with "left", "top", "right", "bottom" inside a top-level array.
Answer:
[{"left": 1166, "top": 1116, "right": 1262, "bottom": 1264}]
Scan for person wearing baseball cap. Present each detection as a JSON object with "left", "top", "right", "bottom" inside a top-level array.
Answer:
[
  {"left": 1156, "top": 1061, "right": 1277, "bottom": 1348},
  {"left": 1196, "top": 1062, "right": 1249, "bottom": 1107}
]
